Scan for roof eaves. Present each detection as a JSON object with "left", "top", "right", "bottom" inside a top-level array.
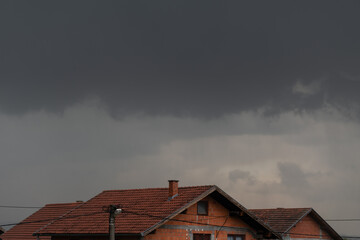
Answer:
[
  {"left": 141, "top": 185, "right": 218, "bottom": 236},
  {"left": 309, "top": 209, "right": 343, "bottom": 240},
  {"left": 214, "top": 187, "right": 282, "bottom": 240},
  {"left": 283, "top": 208, "right": 312, "bottom": 234}
]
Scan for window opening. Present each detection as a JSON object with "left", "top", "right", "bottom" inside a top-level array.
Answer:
[
  {"left": 228, "top": 234, "right": 245, "bottom": 240},
  {"left": 197, "top": 201, "right": 208, "bottom": 215},
  {"left": 194, "top": 233, "right": 211, "bottom": 240}
]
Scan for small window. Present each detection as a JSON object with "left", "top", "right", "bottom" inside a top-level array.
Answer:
[
  {"left": 228, "top": 235, "right": 244, "bottom": 240},
  {"left": 194, "top": 233, "right": 211, "bottom": 240},
  {"left": 197, "top": 201, "right": 208, "bottom": 215}
]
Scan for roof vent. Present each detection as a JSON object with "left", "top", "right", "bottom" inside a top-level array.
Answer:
[{"left": 168, "top": 180, "right": 179, "bottom": 200}]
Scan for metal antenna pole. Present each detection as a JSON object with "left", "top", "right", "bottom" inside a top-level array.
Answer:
[
  {"left": 109, "top": 205, "right": 122, "bottom": 240},
  {"left": 109, "top": 205, "right": 116, "bottom": 240}
]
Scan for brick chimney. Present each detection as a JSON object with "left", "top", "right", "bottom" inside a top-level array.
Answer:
[{"left": 168, "top": 180, "right": 179, "bottom": 199}]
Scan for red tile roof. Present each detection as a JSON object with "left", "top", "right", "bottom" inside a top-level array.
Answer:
[
  {"left": 1, "top": 202, "right": 82, "bottom": 240},
  {"left": 249, "top": 208, "right": 342, "bottom": 240},
  {"left": 38, "top": 186, "right": 214, "bottom": 236},
  {"left": 249, "top": 208, "right": 311, "bottom": 233}
]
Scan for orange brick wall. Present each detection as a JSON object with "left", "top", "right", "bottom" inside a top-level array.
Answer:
[
  {"left": 144, "top": 196, "right": 259, "bottom": 240},
  {"left": 288, "top": 215, "right": 331, "bottom": 239}
]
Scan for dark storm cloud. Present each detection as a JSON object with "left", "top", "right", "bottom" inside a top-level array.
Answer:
[
  {"left": 278, "top": 162, "right": 309, "bottom": 190},
  {"left": 1, "top": 1, "right": 360, "bottom": 116}
]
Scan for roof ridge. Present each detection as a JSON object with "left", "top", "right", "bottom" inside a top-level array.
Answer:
[
  {"left": 141, "top": 185, "right": 218, "bottom": 236},
  {"left": 283, "top": 208, "right": 313, "bottom": 234},
  {"left": 101, "top": 185, "right": 215, "bottom": 192}
]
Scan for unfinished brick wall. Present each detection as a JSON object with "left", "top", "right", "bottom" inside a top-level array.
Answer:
[
  {"left": 144, "top": 196, "right": 259, "bottom": 240},
  {"left": 288, "top": 215, "right": 331, "bottom": 239}
]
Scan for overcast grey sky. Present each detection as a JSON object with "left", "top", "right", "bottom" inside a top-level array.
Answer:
[{"left": 1, "top": 0, "right": 360, "bottom": 237}]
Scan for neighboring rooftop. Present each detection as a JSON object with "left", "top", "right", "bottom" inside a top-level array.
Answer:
[
  {"left": 1, "top": 202, "right": 82, "bottom": 240},
  {"left": 250, "top": 208, "right": 312, "bottom": 233},
  {"left": 249, "top": 208, "right": 343, "bottom": 240}
]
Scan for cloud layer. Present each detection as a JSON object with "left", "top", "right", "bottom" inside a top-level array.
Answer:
[
  {"left": 1, "top": 101, "right": 359, "bottom": 235},
  {"left": 1, "top": 1, "right": 360, "bottom": 117}
]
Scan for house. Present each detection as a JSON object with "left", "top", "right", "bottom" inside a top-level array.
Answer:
[
  {"left": 0, "top": 202, "right": 82, "bottom": 240},
  {"left": 1, "top": 226, "right": 5, "bottom": 237},
  {"left": 249, "top": 208, "right": 342, "bottom": 240},
  {"left": 35, "top": 180, "right": 280, "bottom": 240},
  {"left": 1, "top": 181, "right": 344, "bottom": 240}
]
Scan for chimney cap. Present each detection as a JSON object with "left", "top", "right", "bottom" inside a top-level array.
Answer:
[{"left": 168, "top": 179, "right": 179, "bottom": 182}]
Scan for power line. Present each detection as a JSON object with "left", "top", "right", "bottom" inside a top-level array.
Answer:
[
  {"left": 2, "top": 205, "right": 359, "bottom": 222},
  {"left": 0, "top": 211, "right": 104, "bottom": 227},
  {"left": 122, "top": 209, "right": 360, "bottom": 239},
  {"left": 326, "top": 219, "right": 360, "bottom": 222},
  {"left": 1, "top": 205, "right": 360, "bottom": 221},
  {"left": 278, "top": 232, "right": 360, "bottom": 239},
  {"left": 0, "top": 205, "right": 41, "bottom": 209},
  {"left": 2, "top": 205, "right": 360, "bottom": 239},
  {"left": 252, "top": 217, "right": 360, "bottom": 221}
]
